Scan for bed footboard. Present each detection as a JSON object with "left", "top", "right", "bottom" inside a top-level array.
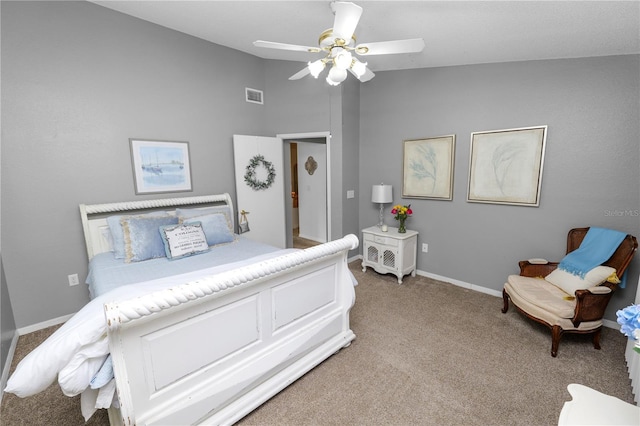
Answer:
[{"left": 105, "top": 235, "right": 358, "bottom": 425}]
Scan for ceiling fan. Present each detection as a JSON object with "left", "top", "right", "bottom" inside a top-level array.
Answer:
[{"left": 253, "top": 1, "right": 425, "bottom": 85}]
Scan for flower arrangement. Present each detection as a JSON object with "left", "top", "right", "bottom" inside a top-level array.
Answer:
[
  {"left": 617, "top": 304, "right": 640, "bottom": 354},
  {"left": 391, "top": 204, "right": 412, "bottom": 233}
]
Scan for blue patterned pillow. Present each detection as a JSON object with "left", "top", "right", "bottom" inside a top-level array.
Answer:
[
  {"left": 176, "top": 206, "right": 233, "bottom": 232},
  {"left": 184, "top": 213, "right": 235, "bottom": 246},
  {"left": 121, "top": 215, "right": 179, "bottom": 263},
  {"left": 90, "top": 356, "right": 113, "bottom": 389},
  {"left": 107, "top": 211, "right": 168, "bottom": 259}
]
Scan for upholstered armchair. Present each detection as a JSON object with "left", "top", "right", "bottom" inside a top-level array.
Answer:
[{"left": 502, "top": 227, "right": 637, "bottom": 357}]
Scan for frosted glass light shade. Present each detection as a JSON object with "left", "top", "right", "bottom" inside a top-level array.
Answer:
[
  {"left": 308, "top": 59, "right": 325, "bottom": 78},
  {"left": 335, "top": 50, "right": 353, "bottom": 70},
  {"left": 372, "top": 184, "right": 393, "bottom": 203},
  {"left": 326, "top": 66, "right": 348, "bottom": 86}
]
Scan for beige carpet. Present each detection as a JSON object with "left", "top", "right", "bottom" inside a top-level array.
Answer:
[
  {"left": 293, "top": 228, "right": 322, "bottom": 249},
  {"left": 1, "top": 261, "right": 635, "bottom": 425}
]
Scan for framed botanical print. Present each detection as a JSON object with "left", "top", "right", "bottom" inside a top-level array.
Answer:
[
  {"left": 402, "top": 135, "right": 455, "bottom": 200},
  {"left": 467, "top": 126, "right": 547, "bottom": 206}
]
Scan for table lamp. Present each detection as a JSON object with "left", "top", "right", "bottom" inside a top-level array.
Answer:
[{"left": 372, "top": 184, "right": 393, "bottom": 229}]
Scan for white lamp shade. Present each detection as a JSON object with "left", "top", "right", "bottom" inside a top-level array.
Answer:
[{"left": 372, "top": 184, "right": 393, "bottom": 203}]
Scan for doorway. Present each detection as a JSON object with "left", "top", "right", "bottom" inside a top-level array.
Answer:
[{"left": 281, "top": 132, "right": 330, "bottom": 249}]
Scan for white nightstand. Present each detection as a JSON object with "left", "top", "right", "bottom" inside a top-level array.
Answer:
[{"left": 361, "top": 226, "right": 418, "bottom": 284}]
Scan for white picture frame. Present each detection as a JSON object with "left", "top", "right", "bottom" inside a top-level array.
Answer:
[{"left": 130, "top": 139, "right": 193, "bottom": 194}]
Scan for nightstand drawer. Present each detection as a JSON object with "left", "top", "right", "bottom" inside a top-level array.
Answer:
[{"left": 363, "top": 233, "right": 399, "bottom": 247}]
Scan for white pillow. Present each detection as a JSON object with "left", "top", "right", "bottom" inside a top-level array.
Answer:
[
  {"left": 58, "top": 339, "right": 109, "bottom": 396},
  {"left": 546, "top": 266, "right": 616, "bottom": 295}
]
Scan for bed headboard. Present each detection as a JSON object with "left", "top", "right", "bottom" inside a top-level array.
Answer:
[{"left": 79, "top": 193, "right": 235, "bottom": 260}]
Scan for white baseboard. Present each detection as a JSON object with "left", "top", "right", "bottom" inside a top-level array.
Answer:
[
  {"left": 0, "top": 331, "right": 19, "bottom": 405},
  {"left": 17, "top": 313, "right": 74, "bottom": 336},
  {"left": 602, "top": 318, "right": 620, "bottom": 330},
  {"left": 416, "top": 269, "right": 621, "bottom": 330},
  {"left": 416, "top": 269, "right": 503, "bottom": 298}
]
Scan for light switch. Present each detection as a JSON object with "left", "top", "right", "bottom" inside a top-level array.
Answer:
[{"left": 346, "top": 190, "right": 355, "bottom": 199}]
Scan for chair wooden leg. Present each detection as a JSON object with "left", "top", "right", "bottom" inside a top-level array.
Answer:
[
  {"left": 551, "top": 325, "right": 562, "bottom": 357},
  {"left": 501, "top": 288, "right": 509, "bottom": 313},
  {"left": 592, "top": 328, "right": 602, "bottom": 350}
]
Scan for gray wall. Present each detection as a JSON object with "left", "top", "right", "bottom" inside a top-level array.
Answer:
[
  {"left": 1, "top": 1, "right": 357, "bottom": 328},
  {"left": 2, "top": 1, "right": 637, "bottom": 330},
  {"left": 263, "top": 60, "right": 361, "bottom": 245},
  {"left": 1, "top": 1, "right": 266, "bottom": 327},
  {"left": 0, "top": 2, "right": 17, "bottom": 377},
  {"left": 340, "top": 77, "right": 361, "bottom": 251},
  {"left": 1, "top": 259, "right": 16, "bottom": 372},
  {"left": 359, "top": 55, "right": 640, "bottom": 320}
]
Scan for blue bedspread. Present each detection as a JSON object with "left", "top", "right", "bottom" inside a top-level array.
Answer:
[{"left": 86, "top": 236, "right": 278, "bottom": 298}]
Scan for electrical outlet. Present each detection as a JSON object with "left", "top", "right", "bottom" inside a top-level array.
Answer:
[
  {"left": 422, "top": 243, "right": 428, "bottom": 253},
  {"left": 68, "top": 273, "right": 80, "bottom": 286}
]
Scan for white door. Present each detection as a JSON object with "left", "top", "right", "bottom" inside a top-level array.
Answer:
[
  {"left": 297, "top": 142, "right": 327, "bottom": 243},
  {"left": 233, "top": 135, "right": 286, "bottom": 248}
]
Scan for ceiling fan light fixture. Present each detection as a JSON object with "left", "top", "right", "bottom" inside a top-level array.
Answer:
[
  {"left": 308, "top": 59, "right": 326, "bottom": 78},
  {"left": 334, "top": 50, "right": 353, "bottom": 70},
  {"left": 326, "top": 65, "right": 347, "bottom": 86},
  {"left": 254, "top": 2, "right": 424, "bottom": 86}
]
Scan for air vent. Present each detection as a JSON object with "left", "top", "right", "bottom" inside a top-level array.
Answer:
[{"left": 245, "top": 88, "right": 264, "bottom": 105}]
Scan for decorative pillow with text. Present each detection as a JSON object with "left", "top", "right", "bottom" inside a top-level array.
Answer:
[{"left": 160, "top": 222, "right": 209, "bottom": 260}]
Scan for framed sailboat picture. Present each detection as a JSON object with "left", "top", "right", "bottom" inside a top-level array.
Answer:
[{"left": 129, "top": 139, "right": 192, "bottom": 194}]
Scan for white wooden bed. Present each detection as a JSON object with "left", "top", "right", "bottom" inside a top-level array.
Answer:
[{"left": 79, "top": 193, "right": 358, "bottom": 425}]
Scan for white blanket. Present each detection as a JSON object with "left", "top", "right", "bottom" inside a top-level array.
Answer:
[{"left": 4, "top": 249, "right": 297, "bottom": 401}]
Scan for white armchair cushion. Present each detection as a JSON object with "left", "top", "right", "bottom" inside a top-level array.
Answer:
[
  {"left": 545, "top": 266, "right": 616, "bottom": 296},
  {"left": 507, "top": 275, "right": 576, "bottom": 319}
]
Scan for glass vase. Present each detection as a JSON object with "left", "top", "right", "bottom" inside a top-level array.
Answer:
[{"left": 398, "top": 218, "right": 406, "bottom": 233}]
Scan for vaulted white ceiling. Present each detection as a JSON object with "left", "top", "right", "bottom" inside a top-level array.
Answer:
[{"left": 92, "top": 1, "right": 640, "bottom": 72}]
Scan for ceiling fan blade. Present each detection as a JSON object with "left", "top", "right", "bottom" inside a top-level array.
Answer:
[
  {"left": 253, "top": 40, "right": 321, "bottom": 53},
  {"left": 349, "top": 66, "right": 375, "bottom": 83},
  {"left": 289, "top": 67, "right": 311, "bottom": 81},
  {"left": 331, "top": 2, "right": 363, "bottom": 43},
  {"left": 356, "top": 38, "right": 425, "bottom": 56}
]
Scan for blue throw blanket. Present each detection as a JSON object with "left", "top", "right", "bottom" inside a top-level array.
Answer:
[{"left": 558, "top": 227, "right": 627, "bottom": 287}]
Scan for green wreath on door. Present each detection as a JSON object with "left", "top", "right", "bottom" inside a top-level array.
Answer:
[{"left": 244, "top": 155, "right": 276, "bottom": 190}]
